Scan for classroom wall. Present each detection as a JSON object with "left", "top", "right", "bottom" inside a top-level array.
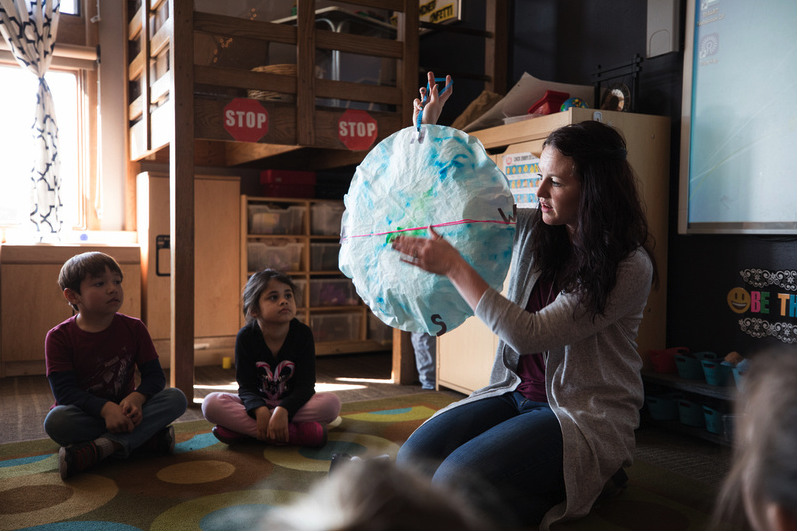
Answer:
[{"left": 427, "top": 1, "right": 797, "bottom": 359}]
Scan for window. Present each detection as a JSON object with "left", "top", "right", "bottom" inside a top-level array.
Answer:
[
  {"left": 0, "top": 65, "right": 81, "bottom": 233},
  {"left": 60, "top": 0, "right": 78, "bottom": 15}
]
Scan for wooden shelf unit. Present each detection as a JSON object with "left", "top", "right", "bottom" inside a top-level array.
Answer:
[{"left": 642, "top": 370, "right": 736, "bottom": 445}]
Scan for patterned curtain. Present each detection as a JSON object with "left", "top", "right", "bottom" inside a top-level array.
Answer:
[{"left": 0, "top": 0, "right": 62, "bottom": 238}]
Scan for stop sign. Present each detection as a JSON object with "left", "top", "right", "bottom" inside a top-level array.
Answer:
[
  {"left": 223, "top": 98, "right": 269, "bottom": 143},
  {"left": 338, "top": 109, "right": 378, "bottom": 151}
]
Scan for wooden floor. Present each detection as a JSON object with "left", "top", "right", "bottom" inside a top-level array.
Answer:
[{"left": 0, "top": 351, "right": 731, "bottom": 487}]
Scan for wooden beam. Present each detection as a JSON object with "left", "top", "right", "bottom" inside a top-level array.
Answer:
[
  {"left": 392, "top": 329, "right": 417, "bottom": 385},
  {"left": 390, "top": 1, "right": 419, "bottom": 383},
  {"left": 485, "top": 0, "right": 509, "bottom": 95},
  {"left": 296, "top": 0, "right": 317, "bottom": 146},
  {"left": 169, "top": 0, "right": 195, "bottom": 400}
]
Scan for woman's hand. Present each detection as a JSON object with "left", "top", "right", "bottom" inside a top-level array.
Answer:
[
  {"left": 392, "top": 225, "right": 461, "bottom": 277},
  {"left": 392, "top": 226, "right": 490, "bottom": 311},
  {"left": 413, "top": 71, "right": 453, "bottom": 126}
]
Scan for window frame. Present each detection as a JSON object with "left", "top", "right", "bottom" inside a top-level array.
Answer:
[{"left": 0, "top": 1, "right": 99, "bottom": 233}]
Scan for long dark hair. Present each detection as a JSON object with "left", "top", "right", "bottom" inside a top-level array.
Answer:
[{"left": 529, "top": 120, "right": 658, "bottom": 318}]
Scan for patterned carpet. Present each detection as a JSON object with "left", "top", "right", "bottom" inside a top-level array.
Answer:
[{"left": 0, "top": 393, "right": 717, "bottom": 531}]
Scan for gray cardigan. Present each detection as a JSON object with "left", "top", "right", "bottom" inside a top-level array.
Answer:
[{"left": 432, "top": 209, "right": 653, "bottom": 529}]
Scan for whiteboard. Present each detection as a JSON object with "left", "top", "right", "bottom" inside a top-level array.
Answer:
[{"left": 678, "top": 0, "right": 797, "bottom": 234}]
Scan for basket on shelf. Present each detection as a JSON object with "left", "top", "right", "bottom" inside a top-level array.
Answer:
[{"left": 248, "top": 64, "right": 297, "bottom": 102}]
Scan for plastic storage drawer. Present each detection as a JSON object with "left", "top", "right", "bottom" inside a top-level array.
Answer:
[
  {"left": 309, "top": 278, "right": 359, "bottom": 307},
  {"left": 311, "top": 203, "right": 345, "bottom": 235},
  {"left": 247, "top": 242, "right": 303, "bottom": 272},
  {"left": 368, "top": 313, "right": 393, "bottom": 344},
  {"left": 248, "top": 204, "right": 305, "bottom": 235},
  {"left": 310, "top": 243, "right": 341, "bottom": 271},
  {"left": 310, "top": 312, "right": 362, "bottom": 343}
]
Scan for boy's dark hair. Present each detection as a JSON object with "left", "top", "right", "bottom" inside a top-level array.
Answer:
[
  {"left": 58, "top": 252, "right": 124, "bottom": 311},
  {"left": 242, "top": 269, "right": 300, "bottom": 323}
]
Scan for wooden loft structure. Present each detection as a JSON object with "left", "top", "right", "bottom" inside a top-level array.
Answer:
[{"left": 125, "top": 0, "right": 508, "bottom": 399}]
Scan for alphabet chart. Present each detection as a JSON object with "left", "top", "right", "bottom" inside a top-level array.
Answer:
[{"left": 502, "top": 152, "right": 541, "bottom": 208}]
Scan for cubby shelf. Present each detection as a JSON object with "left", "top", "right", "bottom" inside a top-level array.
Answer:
[{"left": 641, "top": 370, "right": 737, "bottom": 446}]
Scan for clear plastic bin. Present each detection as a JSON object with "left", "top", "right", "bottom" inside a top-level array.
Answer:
[
  {"left": 310, "top": 278, "right": 359, "bottom": 307},
  {"left": 368, "top": 313, "right": 392, "bottom": 344},
  {"left": 293, "top": 278, "right": 307, "bottom": 308},
  {"left": 248, "top": 204, "right": 305, "bottom": 235},
  {"left": 247, "top": 241, "right": 303, "bottom": 272},
  {"left": 311, "top": 202, "right": 345, "bottom": 235},
  {"left": 310, "top": 243, "right": 341, "bottom": 271},
  {"left": 310, "top": 312, "right": 362, "bottom": 343}
]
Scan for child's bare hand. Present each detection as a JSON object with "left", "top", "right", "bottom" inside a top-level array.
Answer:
[
  {"left": 101, "top": 402, "right": 135, "bottom": 433},
  {"left": 268, "top": 407, "right": 290, "bottom": 443},
  {"left": 255, "top": 406, "right": 272, "bottom": 441},
  {"left": 119, "top": 395, "right": 144, "bottom": 427}
]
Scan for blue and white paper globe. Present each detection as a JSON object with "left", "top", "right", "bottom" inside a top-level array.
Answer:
[{"left": 339, "top": 125, "right": 515, "bottom": 336}]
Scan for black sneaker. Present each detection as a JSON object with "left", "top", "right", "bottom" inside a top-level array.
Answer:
[
  {"left": 157, "top": 425, "right": 176, "bottom": 455},
  {"left": 140, "top": 425, "right": 176, "bottom": 455},
  {"left": 59, "top": 442, "right": 102, "bottom": 480}
]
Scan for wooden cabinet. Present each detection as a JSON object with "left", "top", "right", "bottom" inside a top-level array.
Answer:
[
  {"left": 137, "top": 172, "right": 241, "bottom": 367},
  {"left": 437, "top": 108, "right": 671, "bottom": 393},
  {"left": 241, "top": 195, "right": 391, "bottom": 356},
  {"left": 0, "top": 245, "right": 141, "bottom": 377}
]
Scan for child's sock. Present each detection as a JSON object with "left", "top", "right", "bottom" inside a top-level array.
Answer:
[{"left": 93, "top": 437, "right": 116, "bottom": 459}]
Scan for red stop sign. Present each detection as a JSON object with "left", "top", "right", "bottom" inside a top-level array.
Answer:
[
  {"left": 338, "top": 109, "right": 378, "bottom": 151},
  {"left": 223, "top": 98, "right": 269, "bottom": 142}
]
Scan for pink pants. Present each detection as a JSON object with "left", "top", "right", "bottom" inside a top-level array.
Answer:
[{"left": 201, "top": 391, "right": 341, "bottom": 437}]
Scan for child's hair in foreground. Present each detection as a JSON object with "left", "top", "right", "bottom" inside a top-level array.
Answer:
[
  {"left": 242, "top": 269, "right": 300, "bottom": 322},
  {"left": 711, "top": 348, "right": 797, "bottom": 531},
  {"left": 58, "top": 252, "right": 124, "bottom": 311},
  {"left": 258, "top": 458, "right": 499, "bottom": 531}
]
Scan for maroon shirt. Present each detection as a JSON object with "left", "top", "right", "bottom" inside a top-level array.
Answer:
[
  {"left": 515, "top": 277, "right": 558, "bottom": 402},
  {"left": 45, "top": 313, "right": 161, "bottom": 412}
]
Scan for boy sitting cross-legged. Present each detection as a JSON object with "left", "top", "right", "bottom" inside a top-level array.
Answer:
[{"left": 44, "top": 251, "right": 187, "bottom": 479}]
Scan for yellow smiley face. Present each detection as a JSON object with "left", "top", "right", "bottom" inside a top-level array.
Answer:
[{"left": 727, "top": 287, "right": 750, "bottom": 313}]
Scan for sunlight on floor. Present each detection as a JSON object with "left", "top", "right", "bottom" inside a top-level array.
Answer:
[
  {"left": 190, "top": 378, "right": 392, "bottom": 405},
  {"left": 335, "top": 377, "right": 395, "bottom": 385}
]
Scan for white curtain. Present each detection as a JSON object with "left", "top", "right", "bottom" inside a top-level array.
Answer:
[{"left": 0, "top": 0, "right": 62, "bottom": 238}]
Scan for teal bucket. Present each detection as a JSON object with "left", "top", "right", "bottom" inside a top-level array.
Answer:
[
  {"left": 732, "top": 366, "right": 745, "bottom": 390},
  {"left": 702, "top": 360, "right": 733, "bottom": 386},
  {"left": 703, "top": 406, "right": 725, "bottom": 434},
  {"left": 675, "top": 355, "right": 704, "bottom": 380},
  {"left": 678, "top": 399, "right": 705, "bottom": 427},
  {"left": 645, "top": 393, "right": 680, "bottom": 421}
]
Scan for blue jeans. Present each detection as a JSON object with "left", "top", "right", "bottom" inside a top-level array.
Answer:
[
  {"left": 43, "top": 388, "right": 187, "bottom": 458},
  {"left": 410, "top": 332, "right": 436, "bottom": 389},
  {"left": 396, "top": 391, "right": 565, "bottom": 528}
]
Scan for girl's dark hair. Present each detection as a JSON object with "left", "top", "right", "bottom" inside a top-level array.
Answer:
[
  {"left": 58, "top": 252, "right": 124, "bottom": 311},
  {"left": 711, "top": 348, "right": 797, "bottom": 531},
  {"left": 530, "top": 120, "right": 658, "bottom": 318},
  {"left": 242, "top": 269, "right": 300, "bottom": 322}
]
